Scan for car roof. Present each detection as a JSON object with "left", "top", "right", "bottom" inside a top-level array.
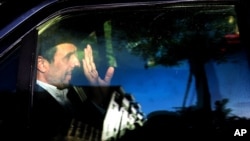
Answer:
[
  {"left": 0, "top": 0, "right": 239, "bottom": 31},
  {"left": 0, "top": 0, "right": 44, "bottom": 29}
]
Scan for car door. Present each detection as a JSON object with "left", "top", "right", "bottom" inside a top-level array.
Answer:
[{"left": 0, "top": 0, "right": 250, "bottom": 140}]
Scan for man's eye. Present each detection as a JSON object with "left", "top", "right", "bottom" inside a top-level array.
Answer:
[{"left": 65, "top": 54, "right": 72, "bottom": 60}]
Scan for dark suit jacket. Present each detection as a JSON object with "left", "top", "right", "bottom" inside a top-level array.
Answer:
[{"left": 30, "top": 84, "right": 105, "bottom": 141}]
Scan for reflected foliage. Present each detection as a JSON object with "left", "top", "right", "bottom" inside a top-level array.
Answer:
[
  {"left": 111, "top": 6, "right": 241, "bottom": 113},
  {"left": 119, "top": 99, "right": 250, "bottom": 139},
  {"left": 112, "top": 7, "right": 239, "bottom": 67}
]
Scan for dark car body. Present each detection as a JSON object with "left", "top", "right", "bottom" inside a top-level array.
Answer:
[{"left": 1, "top": 0, "right": 250, "bottom": 140}]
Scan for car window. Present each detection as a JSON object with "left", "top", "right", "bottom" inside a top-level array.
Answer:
[
  {"left": 35, "top": 3, "right": 249, "bottom": 119},
  {"left": 0, "top": 45, "right": 20, "bottom": 92}
]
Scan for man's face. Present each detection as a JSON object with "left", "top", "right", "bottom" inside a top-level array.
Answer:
[{"left": 46, "top": 43, "right": 80, "bottom": 88}]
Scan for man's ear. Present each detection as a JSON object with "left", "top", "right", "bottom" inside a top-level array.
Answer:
[{"left": 37, "top": 56, "right": 48, "bottom": 73}]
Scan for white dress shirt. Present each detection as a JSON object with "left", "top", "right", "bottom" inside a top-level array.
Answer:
[{"left": 36, "top": 80, "right": 71, "bottom": 107}]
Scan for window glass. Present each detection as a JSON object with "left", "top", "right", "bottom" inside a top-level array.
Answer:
[
  {"left": 0, "top": 46, "right": 20, "bottom": 92},
  {"left": 0, "top": 44, "right": 21, "bottom": 126},
  {"left": 37, "top": 4, "right": 250, "bottom": 119}
]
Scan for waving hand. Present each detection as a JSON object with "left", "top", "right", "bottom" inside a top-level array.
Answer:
[{"left": 82, "top": 44, "right": 114, "bottom": 86}]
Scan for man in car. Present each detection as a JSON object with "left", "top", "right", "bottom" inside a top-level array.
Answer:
[{"left": 31, "top": 24, "right": 115, "bottom": 140}]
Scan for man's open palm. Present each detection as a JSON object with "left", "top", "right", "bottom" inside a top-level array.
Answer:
[{"left": 82, "top": 44, "right": 114, "bottom": 86}]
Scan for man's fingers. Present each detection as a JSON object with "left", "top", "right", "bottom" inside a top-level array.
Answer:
[
  {"left": 97, "top": 66, "right": 115, "bottom": 86},
  {"left": 104, "top": 67, "right": 115, "bottom": 82},
  {"left": 86, "top": 44, "right": 93, "bottom": 63},
  {"left": 83, "top": 45, "right": 96, "bottom": 72},
  {"left": 83, "top": 44, "right": 115, "bottom": 86}
]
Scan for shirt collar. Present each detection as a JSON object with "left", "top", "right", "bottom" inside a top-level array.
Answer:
[{"left": 36, "top": 80, "right": 69, "bottom": 106}]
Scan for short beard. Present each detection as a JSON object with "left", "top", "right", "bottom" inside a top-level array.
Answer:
[{"left": 55, "top": 83, "right": 70, "bottom": 90}]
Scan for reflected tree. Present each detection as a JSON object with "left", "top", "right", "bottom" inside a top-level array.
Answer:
[{"left": 111, "top": 7, "right": 239, "bottom": 117}]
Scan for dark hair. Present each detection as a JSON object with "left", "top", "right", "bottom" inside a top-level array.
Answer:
[{"left": 37, "top": 22, "right": 81, "bottom": 62}]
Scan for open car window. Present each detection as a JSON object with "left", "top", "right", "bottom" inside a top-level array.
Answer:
[{"left": 36, "top": 3, "right": 249, "bottom": 118}]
